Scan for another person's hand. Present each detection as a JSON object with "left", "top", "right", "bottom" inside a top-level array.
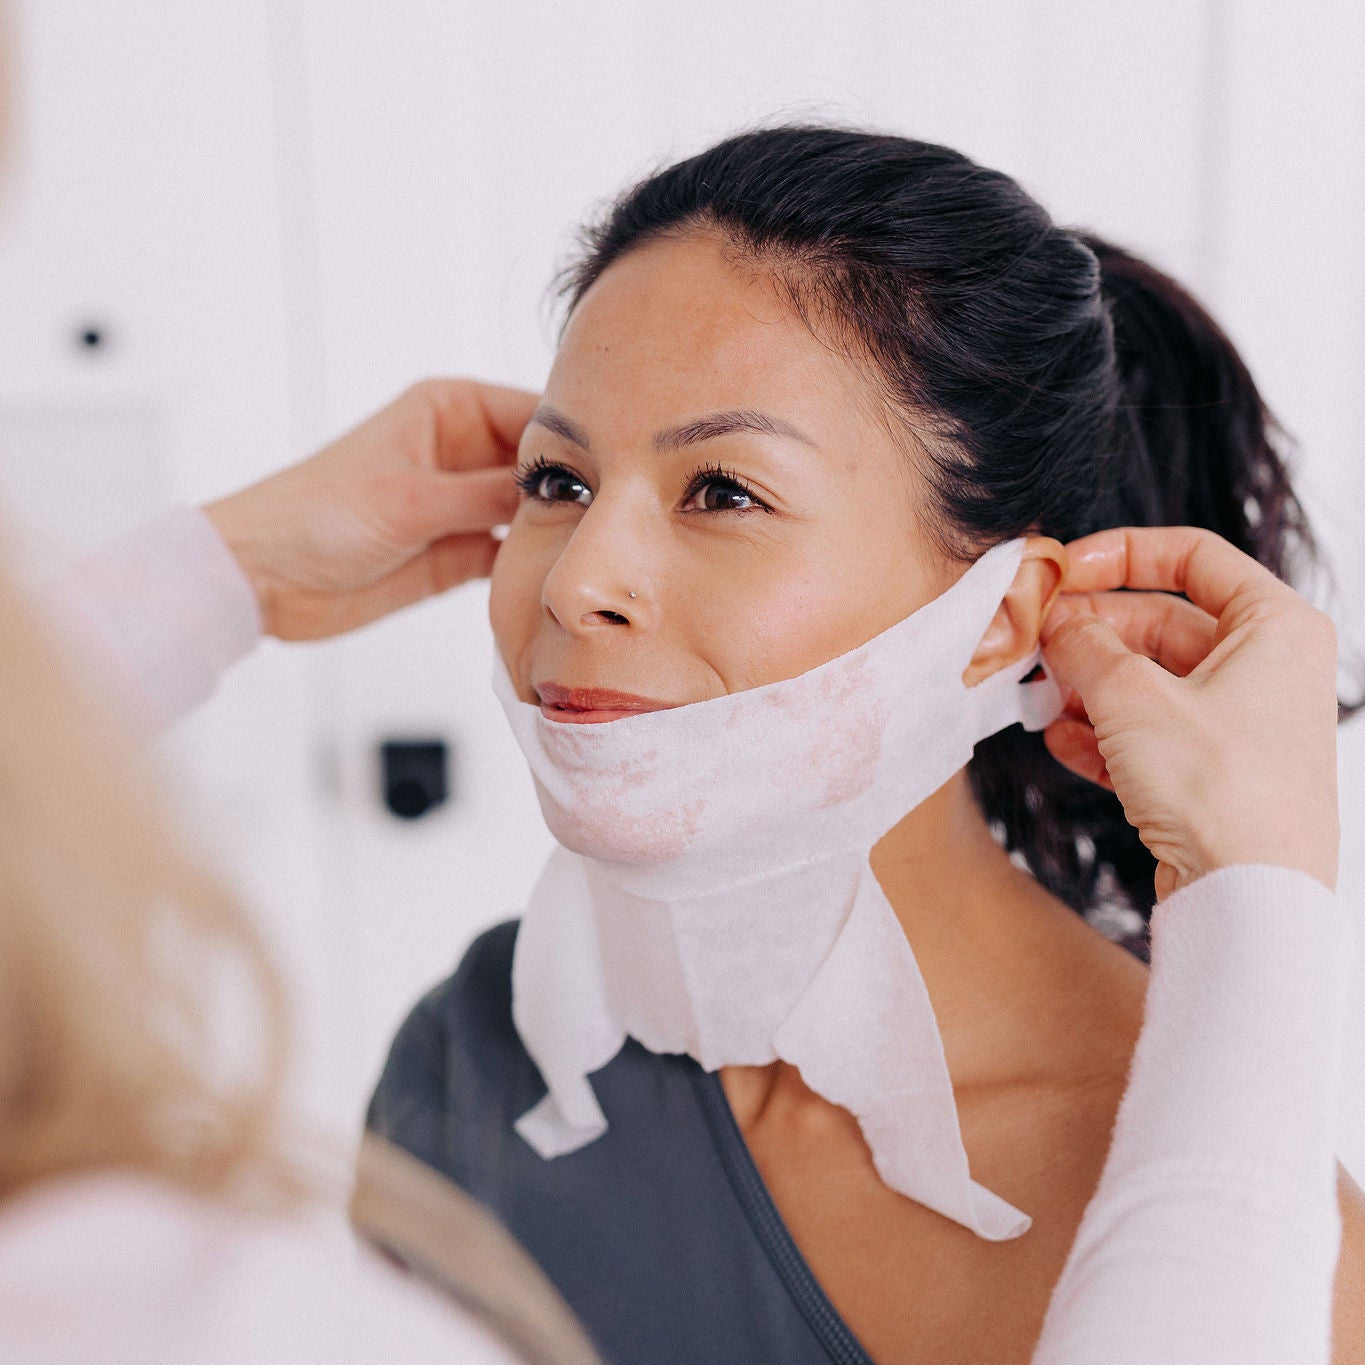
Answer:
[
  {"left": 1039, "top": 525, "right": 1340, "bottom": 898},
  {"left": 204, "top": 379, "right": 533, "bottom": 640}
]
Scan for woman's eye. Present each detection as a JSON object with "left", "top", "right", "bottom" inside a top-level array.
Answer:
[
  {"left": 517, "top": 463, "right": 592, "bottom": 507},
  {"left": 681, "top": 468, "right": 768, "bottom": 514}
]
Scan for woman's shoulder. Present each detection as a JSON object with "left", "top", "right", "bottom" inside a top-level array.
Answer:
[
  {"left": 0, "top": 1171, "right": 518, "bottom": 1364},
  {"left": 399, "top": 917, "right": 524, "bottom": 1060},
  {"left": 367, "top": 919, "right": 544, "bottom": 1161},
  {"left": 452, "top": 916, "right": 521, "bottom": 1004}
]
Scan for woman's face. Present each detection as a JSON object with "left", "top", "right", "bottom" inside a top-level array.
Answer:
[{"left": 490, "top": 231, "right": 956, "bottom": 721}]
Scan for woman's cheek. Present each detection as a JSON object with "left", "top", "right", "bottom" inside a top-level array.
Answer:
[
  {"left": 697, "top": 568, "right": 854, "bottom": 691},
  {"left": 488, "top": 522, "right": 543, "bottom": 675}
]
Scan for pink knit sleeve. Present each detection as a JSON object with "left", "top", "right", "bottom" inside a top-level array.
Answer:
[
  {"left": 43, "top": 504, "right": 263, "bottom": 737},
  {"left": 1033, "top": 863, "right": 1356, "bottom": 1364}
]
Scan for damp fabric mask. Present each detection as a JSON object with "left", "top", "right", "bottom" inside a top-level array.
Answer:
[{"left": 492, "top": 537, "right": 1064, "bottom": 1242}]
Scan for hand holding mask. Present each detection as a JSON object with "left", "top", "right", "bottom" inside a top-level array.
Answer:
[{"left": 1040, "top": 525, "right": 1341, "bottom": 897}]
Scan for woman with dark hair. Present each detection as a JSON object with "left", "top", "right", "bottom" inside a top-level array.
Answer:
[{"left": 351, "top": 126, "right": 1363, "bottom": 1363}]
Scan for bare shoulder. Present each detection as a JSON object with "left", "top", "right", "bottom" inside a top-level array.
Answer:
[{"left": 1334, "top": 1163, "right": 1365, "bottom": 1362}]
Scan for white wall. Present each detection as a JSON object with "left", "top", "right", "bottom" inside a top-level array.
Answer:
[
  {"left": 0, "top": 0, "right": 351, "bottom": 1122},
  {"left": 2, "top": 0, "right": 1363, "bottom": 1168}
]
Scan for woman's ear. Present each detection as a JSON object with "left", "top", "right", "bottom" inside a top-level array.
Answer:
[{"left": 961, "top": 537, "right": 1066, "bottom": 686}]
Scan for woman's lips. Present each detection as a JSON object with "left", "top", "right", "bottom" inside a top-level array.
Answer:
[{"left": 535, "top": 682, "right": 677, "bottom": 724}]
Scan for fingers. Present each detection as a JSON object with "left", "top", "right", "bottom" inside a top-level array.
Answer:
[
  {"left": 275, "top": 534, "right": 500, "bottom": 640},
  {"left": 372, "top": 467, "right": 520, "bottom": 546},
  {"left": 420, "top": 379, "right": 540, "bottom": 471},
  {"left": 1040, "top": 610, "right": 1169, "bottom": 708},
  {"left": 469, "top": 381, "right": 541, "bottom": 452},
  {"left": 1042, "top": 717, "right": 1115, "bottom": 791},
  {"left": 1060, "top": 526, "right": 1296, "bottom": 623},
  {"left": 376, "top": 532, "right": 499, "bottom": 608},
  {"left": 428, "top": 466, "right": 520, "bottom": 534},
  {"left": 365, "top": 531, "right": 498, "bottom": 612},
  {"left": 426, "top": 532, "right": 500, "bottom": 594},
  {"left": 1045, "top": 590, "right": 1217, "bottom": 677}
]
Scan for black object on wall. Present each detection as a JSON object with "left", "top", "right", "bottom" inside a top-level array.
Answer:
[{"left": 380, "top": 739, "right": 450, "bottom": 820}]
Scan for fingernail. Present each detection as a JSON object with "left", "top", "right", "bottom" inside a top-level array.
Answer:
[{"left": 1072, "top": 546, "right": 1112, "bottom": 567}]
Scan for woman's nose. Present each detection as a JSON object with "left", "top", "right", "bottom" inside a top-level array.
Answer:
[{"left": 540, "top": 500, "right": 655, "bottom": 635}]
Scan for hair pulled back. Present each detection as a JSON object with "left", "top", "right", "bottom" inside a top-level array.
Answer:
[{"left": 560, "top": 124, "right": 1334, "bottom": 954}]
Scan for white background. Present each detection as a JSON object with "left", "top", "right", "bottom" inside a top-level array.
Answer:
[{"left": 2, "top": 0, "right": 1363, "bottom": 1173}]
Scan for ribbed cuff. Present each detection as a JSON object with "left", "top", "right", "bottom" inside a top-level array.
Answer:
[
  {"left": 1033, "top": 864, "right": 1354, "bottom": 1365},
  {"left": 1107, "top": 862, "right": 1354, "bottom": 1181},
  {"left": 46, "top": 504, "right": 263, "bottom": 735}
]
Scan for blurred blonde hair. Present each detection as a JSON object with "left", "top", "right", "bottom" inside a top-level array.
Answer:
[
  {"left": 0, "top": 522, "right": 301, "bottom": 1204},
  {"left": 0, "top": 525, "right": 601, "bottom": 1363}
]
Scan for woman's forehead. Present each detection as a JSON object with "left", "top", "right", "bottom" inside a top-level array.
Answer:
[{"left": 546, "top": 234, "right": 885, "bottom": 447}]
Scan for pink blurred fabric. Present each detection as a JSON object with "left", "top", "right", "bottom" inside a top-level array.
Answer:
[
  {"left": 0, "top": 1172, "right": 517, "bottom": 1364},
  {"left": 42, "top": 503, "right": 263, "bottom": 737}
]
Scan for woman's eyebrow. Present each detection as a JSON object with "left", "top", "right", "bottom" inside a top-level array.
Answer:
[
  {"left": 529, "top": 405, "right": 591, "bottom": 449},
  {"left": 527, "top": 405, "right": 817, "bottom": 453},
  {"left": 654, "top": 410, "right": 817, "bottom": 452}
]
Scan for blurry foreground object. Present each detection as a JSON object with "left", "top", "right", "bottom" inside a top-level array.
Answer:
[
  {"left": 353, "top": 1136, "right": 600, "bottom": 1365},
  {"left": 0, "top": 510, "right": 293, "bottom": 1206},
  {"left": 0, "top": 510, "right": 597, "bottom": 1362}
]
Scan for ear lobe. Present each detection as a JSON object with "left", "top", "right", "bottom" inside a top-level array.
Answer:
[{"left": 961, "top": 537, "right": 1067, "bottom": 687}]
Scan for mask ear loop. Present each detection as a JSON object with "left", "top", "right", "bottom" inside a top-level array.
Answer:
[
  {"left": 1016, "top": 653, "right": 1064, "bottom": 732},
  {"left": 964, "top": 649, "right": 1064, "bottom": 737}
]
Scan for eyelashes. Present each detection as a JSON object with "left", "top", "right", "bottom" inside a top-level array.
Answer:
[
  {"left": 514, "top": 456, "right": 589, "bottom": 503},
  {"left": 679, "top": 462, "right": 770, "bottom": 513},
  {"left": 515, "top": 456, "right": 773, "bottom": 515}
]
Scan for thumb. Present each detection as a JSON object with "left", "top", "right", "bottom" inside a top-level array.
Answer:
[
  {"left": 1040, "top": 609, "right": 1160, "bottom": 705},
  {"left": 379, "top": 466, "right": 520, "bottom": 546}
]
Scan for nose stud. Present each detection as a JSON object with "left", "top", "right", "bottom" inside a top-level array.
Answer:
[{"left": 628, "top": 591, "right": 638, "bottom": 599}]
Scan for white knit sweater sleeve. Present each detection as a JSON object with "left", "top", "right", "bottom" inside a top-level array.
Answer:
[
  {"left": 1033, "top": 863, "right": 1356, "bottom": 1364},
  {"left": 42, "top": 504, "right": 263, "bottom": 736}
]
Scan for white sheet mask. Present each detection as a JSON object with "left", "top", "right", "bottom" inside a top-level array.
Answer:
[{"left": 493, "top": 537, "right": 1063, "bottom": 1241}]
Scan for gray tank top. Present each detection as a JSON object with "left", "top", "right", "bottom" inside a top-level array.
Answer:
[{"left": 366, "top": 920, "right": 874, "bottom": 1365}]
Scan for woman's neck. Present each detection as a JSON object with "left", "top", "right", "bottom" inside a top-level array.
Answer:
[
  {"left": 722, "top": 771, "right": 1150, "bottom": 1133},
  {"left": 868, "top": 771, "right": 1145, "bottom": 1094}
]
